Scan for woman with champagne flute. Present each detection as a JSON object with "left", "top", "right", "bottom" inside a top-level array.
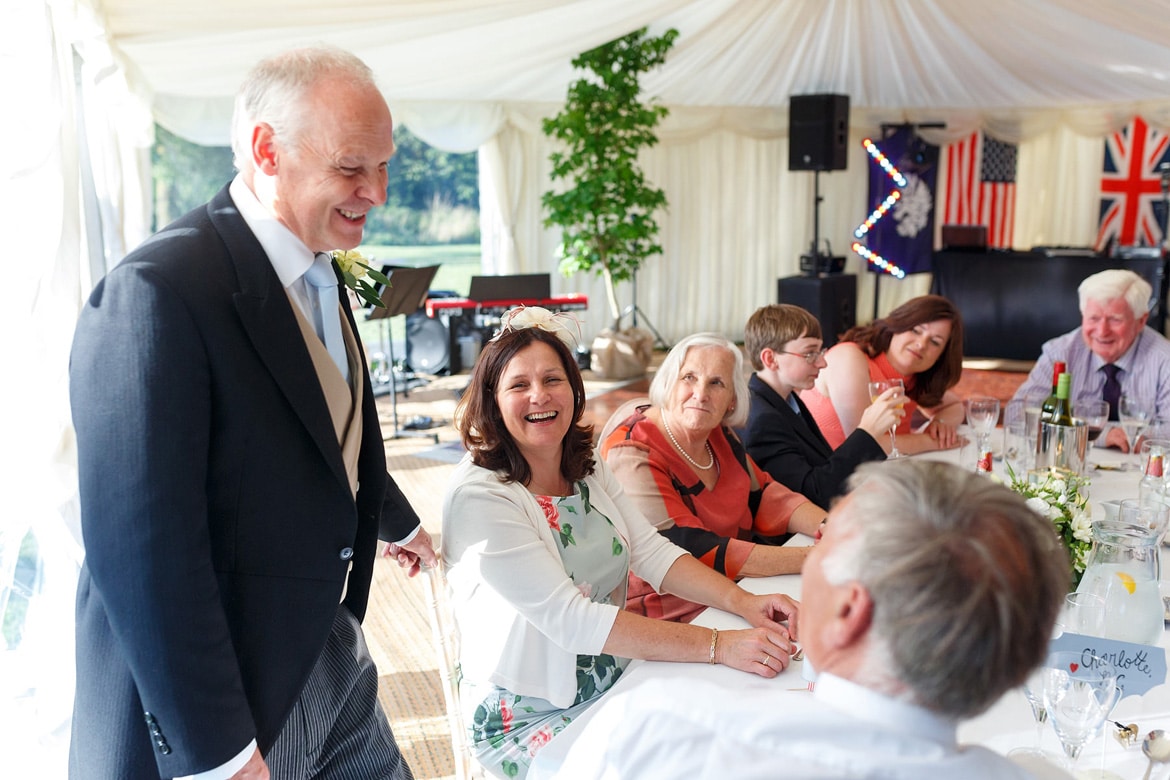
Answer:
[{"left": 801, "top": 295, "right": 965, "bottom": 454}]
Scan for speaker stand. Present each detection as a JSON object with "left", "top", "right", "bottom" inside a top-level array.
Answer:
[
  {"left": 618, "top": 272, "right": 670, "bottom": 350},
  {"left": 367, "top": 265, "right": 441, "bottom": 443}
]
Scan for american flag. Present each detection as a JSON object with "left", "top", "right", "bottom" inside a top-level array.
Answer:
[
  {"left": 1095, "top": 117, "right": 1170, "bottom": 251},
  {"left": 942, "top": 132, "right": 1017, "bottom": 249}
]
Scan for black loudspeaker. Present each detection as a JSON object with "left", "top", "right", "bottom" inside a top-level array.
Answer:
[
  {"left": 788, "top": 94, "right": 850, "bottom": 171},
  {"left": 405, "top": 312, "right": 450, "bottom": 374},
  {"left": 777, "top": 274, "right": 857, "bottom": 347}
]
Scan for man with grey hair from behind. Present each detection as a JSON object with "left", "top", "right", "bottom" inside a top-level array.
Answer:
[
  {"left": 545, "top": 460, "right": 1071, "bottom": 779},
  {"left": 1011, "top": 268, "right": 1170, "bottom": 450}
]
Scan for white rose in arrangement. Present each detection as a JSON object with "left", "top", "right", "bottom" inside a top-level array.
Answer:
[
  {"left": 1006, "top": 463, "right": 1092, "bottom": 587},
  {"left": 1070, "top": 512, "right": 1093, "bottom": 543},
  {"left": 1024, "top": 497, "right": 1051, "bottom": 517}
]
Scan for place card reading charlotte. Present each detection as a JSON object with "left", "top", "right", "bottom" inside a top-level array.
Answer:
[{"left": 1049, "top": 632, "right": 1167, "bottom": 699}]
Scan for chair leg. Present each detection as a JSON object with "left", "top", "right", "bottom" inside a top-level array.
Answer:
[{"left": 422, "top": 563, "right": 481, "bottom": 779}]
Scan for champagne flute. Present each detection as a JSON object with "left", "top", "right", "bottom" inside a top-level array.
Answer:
[
  {"left": 1119, "top": 394, "right": 1153, "bottom": 471},
  {"left": 868, "top": 379, "right": 904, "bottom": 458}
]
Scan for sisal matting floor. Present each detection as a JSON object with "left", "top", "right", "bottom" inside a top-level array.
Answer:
[{"left": 367, "top": 356, "right": 1029, "bottom": 779}]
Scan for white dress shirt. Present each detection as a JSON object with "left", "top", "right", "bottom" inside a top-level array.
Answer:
[{"left": 538, "top": 673, "right": 1069, "bottom": 779}]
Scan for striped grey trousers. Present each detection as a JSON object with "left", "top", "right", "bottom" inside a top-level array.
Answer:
[{"left": 267, "top": 605, "right": 412, "bottom": 779}]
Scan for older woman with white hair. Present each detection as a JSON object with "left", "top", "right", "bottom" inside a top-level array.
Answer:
[{"left": 599, "top": 333, "right": 827, "bottom": 623}]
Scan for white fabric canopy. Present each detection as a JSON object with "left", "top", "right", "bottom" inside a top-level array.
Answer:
[{"left": 62, "top": 0, "right": 1170, "bottom": 341}]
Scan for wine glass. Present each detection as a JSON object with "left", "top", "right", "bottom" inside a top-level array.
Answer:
[
  {"left": 1003, "top": 399, "right": 1033, "bottom": 474},
  {"left": 1119, "top": 394, "right": 1154, "bottom": 471},
  {"left": 1042, "top": 651, "right": 1121, "bottom": 773},
  {"left": 868, "top": 379, "right": 904, "bottom": 458},
  {"left": 1073, "top": 398, "right": 1109, "bottom": 453},
  {"left": 965, "top": 396, "right": 1000, "bottom": 452}
]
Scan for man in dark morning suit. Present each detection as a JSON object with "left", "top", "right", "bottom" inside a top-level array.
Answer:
[
  {"left": 741, "top": 305, "right": 898, "bottom": 508},
  {"left": 68, "top": 47, "right": 436, "bottom": 779}
]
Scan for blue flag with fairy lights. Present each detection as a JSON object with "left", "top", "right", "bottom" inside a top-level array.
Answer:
[{"left": 863, "top": 125, "right": 938, "bottom": 276}]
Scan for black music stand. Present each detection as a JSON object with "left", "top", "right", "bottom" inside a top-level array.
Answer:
[{"left": 367, "top": 265, "right": 440, "bottom": 443}]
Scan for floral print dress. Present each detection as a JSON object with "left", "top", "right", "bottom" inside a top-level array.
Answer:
[{"left": 461, "top": 481, "right": 631, "bottom": 779}]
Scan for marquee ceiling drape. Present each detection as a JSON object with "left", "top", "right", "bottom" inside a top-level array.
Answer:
[{"left": 53, "top": 0, "right": 1170, "bottom": 341}]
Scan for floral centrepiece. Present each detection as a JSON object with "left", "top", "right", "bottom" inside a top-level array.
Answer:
[
  {"left": 331, "top": 248, "right": 390, "bottom": 308},
  {"left": 1005, "top": 464, "right": 1092, "bottom": 587}
]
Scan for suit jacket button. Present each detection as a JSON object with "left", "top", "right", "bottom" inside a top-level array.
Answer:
[
  {"left": 143, "top": 711, "right": 157, "bottom": 725},
  {"left": 159, "top": 744, "right": 172, "bottom": 755},
  {"left": 339, "top": 547, "right": 354, "bottom": 561}
]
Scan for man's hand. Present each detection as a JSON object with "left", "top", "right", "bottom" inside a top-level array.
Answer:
[
  {"left": 229, "top": 748, "right": 269, "bottom": 779},
  {"left": 1105, "top": 426, "right": 1130, "bottom": 452},
  {"left": 383, "top": 528, "right": 438, "bottom": 577}
]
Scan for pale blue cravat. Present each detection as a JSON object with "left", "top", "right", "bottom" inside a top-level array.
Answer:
[{"left": 303, "top": 254, "right": 349, "bottom": 382}]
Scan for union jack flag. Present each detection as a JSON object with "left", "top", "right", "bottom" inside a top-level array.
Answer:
[
  {"left": 1095, "top": 117, "right": 1170, "bottom": 250},
  {"left": 942, "top": 132, "right": 1017, "bottom": 249}
]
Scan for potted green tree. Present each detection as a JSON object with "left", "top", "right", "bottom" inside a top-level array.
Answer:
[{"left": 542, "top": 26, "right": 678, "bottom": 379}]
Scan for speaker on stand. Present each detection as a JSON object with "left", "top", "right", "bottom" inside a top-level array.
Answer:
[
  {"left": 789, "top": 93, "right": 850, "bottom": 279},
  {"left": 788, "top": 94, "right": 850, "bottom": 172}
]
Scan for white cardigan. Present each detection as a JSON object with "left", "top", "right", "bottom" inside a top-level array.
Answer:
[{"left": 442, "top": 455, "right": 687, "bottom": 708}]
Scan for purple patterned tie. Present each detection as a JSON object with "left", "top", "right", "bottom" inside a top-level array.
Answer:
[{"left": 1101, "top": 363, "right": 1122, "bottom": 422}]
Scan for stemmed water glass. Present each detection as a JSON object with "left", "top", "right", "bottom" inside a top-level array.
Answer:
[
  {"left": 1042, "top": 651, "right": 1121, "bottom": 775},
  {"left": 868, "top": 379, "right": 904, "bottom": 458},
  {"left": 1120, "top": 394, "right": 1154, "bottom": 471},
  {"left": 1011, "top": 666, "right": 1054, "bottom": 763},
  {"left": 965, "top": 396, "right": 1000, "bottom": 455}
]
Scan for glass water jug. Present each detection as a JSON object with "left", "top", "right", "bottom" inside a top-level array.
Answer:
[{"left": 1076, "top": 520, "right": 1162, "bottom": 645}]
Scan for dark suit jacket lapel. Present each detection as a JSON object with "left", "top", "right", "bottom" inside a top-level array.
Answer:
[
  {"left": 207, "top": 187, "right": 350, "bottom": 491},
  {"left": 749, "top": 375, "right": 833, "bottom": 458}
]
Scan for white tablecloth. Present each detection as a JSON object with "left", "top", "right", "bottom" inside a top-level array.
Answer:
[{"left": 530, "top": 443, "right": 1170, "bottom": 779}]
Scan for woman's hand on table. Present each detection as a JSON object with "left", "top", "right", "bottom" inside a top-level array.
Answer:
[
  {"left": 923, "top": 417, "right": 961, "bottom": 449},
  {"left": 713, "top": 626, "right": 796, "bottom": 677},
  {"left": 733, "top": 591, "right": 800, "bottom": 637}
]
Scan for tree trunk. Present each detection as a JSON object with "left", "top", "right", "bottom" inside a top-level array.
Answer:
[{"left": 602, "top": 266, "right": 622, "bottom": 331}]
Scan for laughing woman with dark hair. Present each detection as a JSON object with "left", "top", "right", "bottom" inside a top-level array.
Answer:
[
  {"left": 442, "top": 308, "right": 802, "bottom": 779},
  {"left": 800, "top": 294, "right": 966, "bottom": 454}
]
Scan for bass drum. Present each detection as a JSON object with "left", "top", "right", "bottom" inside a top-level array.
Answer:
[{"left": 405, "top": 312, "right": 450, "bottom": 375}]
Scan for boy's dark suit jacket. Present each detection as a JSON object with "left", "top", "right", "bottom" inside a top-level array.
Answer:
[{"left": 742, "top": 374, "right": 885, "bottom": 507}]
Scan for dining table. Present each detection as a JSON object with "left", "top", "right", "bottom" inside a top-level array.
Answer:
[{"left": 529, "top": 439, "right": 1170, "bottom": 779}]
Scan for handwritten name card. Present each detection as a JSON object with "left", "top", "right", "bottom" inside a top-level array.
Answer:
[{"left": 1048, "top": 632, "right": 1167, "bottom": 698}]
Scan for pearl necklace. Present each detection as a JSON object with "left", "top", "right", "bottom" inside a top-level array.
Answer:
[{"left": 661, "top": 414, "right": 716, "bottom": 470}]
